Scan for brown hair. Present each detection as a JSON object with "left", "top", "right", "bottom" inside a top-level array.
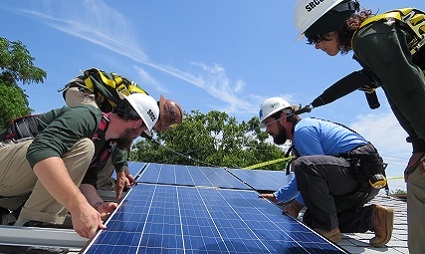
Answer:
[
  {"left": 338, "top": 9, "right": 374, "bottom": 54},
  {"left": 306, "top": 9, "right": 374, "bottom": 55}
]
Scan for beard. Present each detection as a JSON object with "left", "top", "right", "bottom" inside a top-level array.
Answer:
[
  {"left": 272, "top": 123, "right": 287, "bottom": 145},
  {"left": 115, "top": 128, "right": 141, "bottom": 149}
]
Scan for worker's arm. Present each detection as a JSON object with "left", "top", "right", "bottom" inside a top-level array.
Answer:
[{"left": 33, "top": 157, "right": 106, "bottom": 238}]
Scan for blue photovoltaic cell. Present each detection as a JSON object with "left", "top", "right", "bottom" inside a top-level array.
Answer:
[
  {"left": 127, "top": 162, "right": 146, "bottom": 177},
  {"left": 82, "top": 183, "right": 347, "bottom": 254},
  {"left": 228, "top": 168, "right": 294, "bottom": 192},
  {"left": 112, "top": 161, "right": 146, "bottom": 180},
  {"left": 138, "top": 163, "right": 250, "bottom": 190}
]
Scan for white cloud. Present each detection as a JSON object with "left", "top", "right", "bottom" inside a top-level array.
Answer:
[
  {"left": 14, "top": 0, "right": 261, "bottom": 115},
  {"left": 133, "top": 66, "right": 169, "bottom": 94},
  {"left": 350, "top": 111, "right": 410, "bottom": 177}
]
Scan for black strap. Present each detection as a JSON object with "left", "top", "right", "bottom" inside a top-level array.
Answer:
[{"left": 2, "top": 115, "right": 40, "bottom": 141}]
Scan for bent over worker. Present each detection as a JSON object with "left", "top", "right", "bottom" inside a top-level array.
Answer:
[
  {"left": 60, "top": 68, "right": 183, "bottom": 199},
  {"left": 258, "top": 97, "right": 393, "bottom": 247},
  {"left": 293, "top": 1, "right": 425, "bottom": 252},
  {"left": 0, "top": 93, "right": 159, "bottom": 240}
]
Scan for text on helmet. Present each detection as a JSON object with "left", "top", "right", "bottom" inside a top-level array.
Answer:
[
  {"left": 305, "top": 0, "right": 326, "bottom": 12},
  {"left": 147, "top": 109, "right": 157, "bottom": 123}
]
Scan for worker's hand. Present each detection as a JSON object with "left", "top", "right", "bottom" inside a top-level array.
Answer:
[
  {"left": 115, "top": 168, "right": 137, "bottom": 201},
  {"left": 95, "top": 201, "right": 118, "bottom": 221},
  {"left": 282, "top": 200, "right": 304, "bottom": 218},
  {"left": 71, "top": 204, "right": 107, "bottom": 239},
  {"left": 124, "top": 166, "right": 137, "bottom": 186},
  {"left": 258, "top": 193, "right": 278, "bottom": 203},
  {"left": 404, "top": 152, "right": 425, "bottom": 181}
]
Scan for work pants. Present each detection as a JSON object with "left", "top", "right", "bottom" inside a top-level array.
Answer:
[
  {"left": 0, "top": 138, "right": 93, "bottom": 224},
  {"left": 407, "top": 164, "right": 425, "bottom": 254},
  {"left": 96, "top": 156, "right": 116, "bottom": 191},
  {"left": 295, "top": 155, "right": 376, "bottom": 233}
]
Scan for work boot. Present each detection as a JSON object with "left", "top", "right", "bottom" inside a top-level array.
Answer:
[
  {"left": 282, "top": 200, "right": 304, "bottom": 218},
  {"left": 314, "top": 227, "right": 341, "bottom": 243},
  {"left": 370, "top": 204, "right": 394, "bottom": 247}
]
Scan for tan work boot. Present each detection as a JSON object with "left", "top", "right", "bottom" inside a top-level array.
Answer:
[
  {"left": 370, "top": 205, "right": 394, "bottom": 247},
  {"left": 314, "top": 227, "right": 341, "bottom": 243},
  {"left": 282, "top": 200, "right": 304, "bottom": 218}
]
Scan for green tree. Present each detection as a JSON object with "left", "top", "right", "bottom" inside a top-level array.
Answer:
[
  {"left": 130, "top": 110, "right": 289, "bottom": 171},
  {"left": 0, "top": 37, "right": 47, "bottom": 129}
]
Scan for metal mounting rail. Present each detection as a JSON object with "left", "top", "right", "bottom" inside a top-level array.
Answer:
[{"left": 0, "top": 225, "right": 87, "bottom": 249}]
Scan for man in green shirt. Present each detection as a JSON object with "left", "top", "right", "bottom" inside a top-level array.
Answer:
[
  {"left": 0, "top": 93, "right": 159, "bottom": 240},
  {"left": 61, "top": 68, "right": 183, "bottom": 200}
]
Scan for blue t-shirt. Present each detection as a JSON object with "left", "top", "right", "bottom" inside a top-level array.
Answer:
[{"left": 274, "top": 117, "right": 369, "bottom": 205}]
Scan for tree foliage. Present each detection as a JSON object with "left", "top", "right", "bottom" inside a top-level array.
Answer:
[
  {"left": 0, "top": 37, "right": 47, "bottom": 129},
  {"left": 130, "top": 110, "right": 289, "bottom": 171}
]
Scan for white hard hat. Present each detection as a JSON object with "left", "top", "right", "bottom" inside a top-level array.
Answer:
[
  {"left": 125, "top": 93, "right": 159, "bottom": 132},
  {"left": 294, "top": 0, "right": 353, "bottom": 41},
  {"left": 259, "top": 97, "right": 292, "bottom": 128}
]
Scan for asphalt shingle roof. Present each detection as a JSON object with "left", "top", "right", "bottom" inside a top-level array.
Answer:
[{"left": 340, "top": 191, "right": 408, "bottom": 254}]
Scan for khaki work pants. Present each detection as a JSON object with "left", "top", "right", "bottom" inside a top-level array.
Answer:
[
  {"left": 0, "top": 138, "right": 93, "bottom": 224},
  {"left": 407, "top": 165, "right": 425, "bottom": 254}
]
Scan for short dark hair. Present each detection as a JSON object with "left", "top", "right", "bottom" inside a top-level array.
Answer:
[
  {"left": 113, "top": 99, "right": 141, "bottom": 121},
  {"left": 270, "top": 109, "right": 300, "bottom": 124}
]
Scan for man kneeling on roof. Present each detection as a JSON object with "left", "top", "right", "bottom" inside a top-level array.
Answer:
[{"left": 258, "top": 97, "right": 393, "bottom": 247}]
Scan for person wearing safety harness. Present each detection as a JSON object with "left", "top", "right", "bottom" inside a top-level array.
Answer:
[
  {"left": 294, "top": 1, "right": 425, "bottom": 252},
  {"left": 0, "top": 93, "right": 158, "bottom": 247},
  {"left": 258, "top": 97, "right": 393, "bottom": 246},
  {"left": 60, "top": 68, "right": 183, "bottom": 200}
]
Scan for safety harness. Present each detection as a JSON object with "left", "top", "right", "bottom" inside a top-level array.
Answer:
[
  {"left": 311, "top": 8, "right": 425, "bottom": 111},
  {"left": 82, "top": 68, "right": 148, "bottom": 97},
  {"left": 60, "top": 68, "right": 149, "bottom": 112},
  {"left": 357, "top": 8, "right": 425, "bottom": 55},
  {"left": 89, "top": 113, "right": 116, "bottom": 171},
  {"left": 0, "top": 115, "right": 40, "bottom": 142},
  {"left": 0, "top": 112, "right": 115, "bottom": 172},
  {"left": 348, "top": 8, "right": 425, "bottom": 109}
]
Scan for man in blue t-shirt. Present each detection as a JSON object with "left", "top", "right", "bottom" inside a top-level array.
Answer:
[{"left": 258, "top": 97, "right": 393, "bottom": 247}]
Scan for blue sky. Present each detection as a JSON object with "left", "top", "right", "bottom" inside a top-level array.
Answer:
[{"left": 1, "top": 0, "right": 424, "bottom": 188}]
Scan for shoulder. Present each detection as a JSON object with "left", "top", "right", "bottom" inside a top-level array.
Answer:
[
  {"left": 61, "top": 105, "right": 102, "bottom": 118},
  {"left": 296, "top": 117, "right": 320, "bottom": 129},
  {"left": 47, "top": 105, "right": 103, "bottom": 130}
]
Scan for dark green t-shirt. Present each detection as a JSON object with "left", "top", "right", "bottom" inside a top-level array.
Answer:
[
  {"left": 352, "top": 20, "right": 425, "bottom": 153},
  {"left": 26, "top": 105, "right": 106, "bottom": 185}
]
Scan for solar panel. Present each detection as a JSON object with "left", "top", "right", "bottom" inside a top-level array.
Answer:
[
  {"left": 111, "top": 161, "right": 146, "bottom": 180},
  {"left": 82, "top": 182, "right": 347, "bottom": 253},
  {"left": 138, "top": 163, "right": 250, "bottom": 190},
  {"left": 228, "top": 169, "right": 294, "bottom": 192},
  {"left": 127, "top": 162, "right": 146, "bottom": 177}
]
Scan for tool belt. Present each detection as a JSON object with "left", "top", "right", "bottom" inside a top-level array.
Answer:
[
  {"left": 0, "top": 115, "right": 40, "bottom": 143},
  {"left": 340, "top": 143, "right": 386, "bottom": 208},
  {"left": 343, "top": 143, "right": 384, "bottom": 182}
]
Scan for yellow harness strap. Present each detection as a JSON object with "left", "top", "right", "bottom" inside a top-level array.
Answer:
[
  {"left": 82, "top": 69, "right": 149, "bottom": 108},
  {"left": 353, "top": 8, "right": 425, "bottom": 55}
]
